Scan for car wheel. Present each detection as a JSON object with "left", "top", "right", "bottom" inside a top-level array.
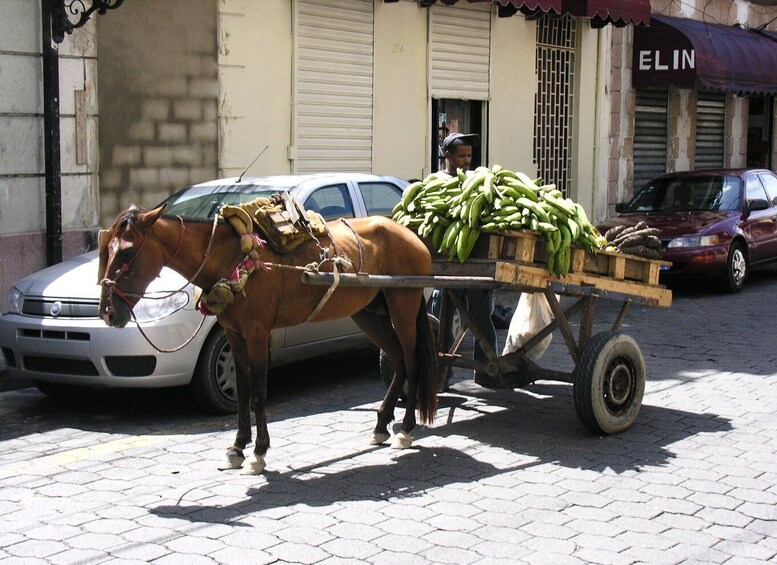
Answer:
[
  {"left": 190, "top": 327, "right": 238, "bottom": 414},
  {"left": 723, "top": 241, "right": 747, "bottom": 293},
  {"left": 379, "top": 313, "right": 447, "bottom": 396}
]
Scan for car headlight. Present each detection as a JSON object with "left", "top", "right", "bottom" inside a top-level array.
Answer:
[
  {"left": 132, "top": 291, "right": 189, "bottom": 323},
  {"left": 1, "top": 288, "right": 24, "bottom": 315},
  {"left": 667, "top": 235, "right": 719, "bottom": 248}
]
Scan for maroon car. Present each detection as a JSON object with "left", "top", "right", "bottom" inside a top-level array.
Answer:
[{"left": 599, "top": 168, "right": 777, "bottom": 292}]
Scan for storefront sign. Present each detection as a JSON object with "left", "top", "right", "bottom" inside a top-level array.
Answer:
[
  {"left": 637, "top": 49, "right": 695, "bottom": 72},
  {"left": 632, "top": 19, "right": 697, "bottom": 89}
]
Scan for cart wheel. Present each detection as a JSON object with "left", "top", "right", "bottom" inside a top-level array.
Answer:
[
  {"left": 573, "top": 331, "right": 645, "bottom": 435},
  {"left": 379, "top": 314, "right": 448, "bottom": 396}
]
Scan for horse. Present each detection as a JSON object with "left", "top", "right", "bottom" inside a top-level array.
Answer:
[{"left": 98, "top": 203, "right": 438, "bottom": 474}]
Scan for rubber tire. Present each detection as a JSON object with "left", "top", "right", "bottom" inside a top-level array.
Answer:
[
  {"left": 379, "top": 313, "right": 447, "bottom": 396},
  {"left": 573, "top": 331, "right": 645, "bottom": 435},
  {"left": 189, "top": 327, "right": 238, "bottom": 414},
  {"left": 723, "top": 241, "right": 747, "bottom": 293}
]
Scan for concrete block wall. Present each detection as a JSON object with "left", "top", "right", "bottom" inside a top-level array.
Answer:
[
  {"left": 96, "top": 0, "right": 218, "bottom": 228},
  {"left": 0, "top": 0, "right": 100, "bottom": 298}
]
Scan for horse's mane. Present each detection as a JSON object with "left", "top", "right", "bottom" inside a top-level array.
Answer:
[
  {"left": 161, "top": 214, "right": 225, "bottom": 225},
  {"left": 109, "top": 205, "right": 143, "bottom": 238}
]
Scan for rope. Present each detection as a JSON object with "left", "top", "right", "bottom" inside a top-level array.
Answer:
[
  {"left": 103, "top": 213, "right": 221, "bottom": 353},
  {"left": 131, "top": 309, "right": 208, "bottom": 353}
]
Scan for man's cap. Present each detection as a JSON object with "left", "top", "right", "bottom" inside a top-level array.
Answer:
[{"left": 442, "top": 132, "right": 480, "bottom": 153}]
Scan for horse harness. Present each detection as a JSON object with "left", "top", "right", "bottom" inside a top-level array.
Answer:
[{"left": 195, "top": 215, "right": 365, "bottom": 322}]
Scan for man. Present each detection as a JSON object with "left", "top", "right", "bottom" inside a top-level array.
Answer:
[
  {"left": 435, "top": 132, "right": 477, "bottom": 179},
  {"left": 430, "top": 132, "right": 498, "bottom": 386}
]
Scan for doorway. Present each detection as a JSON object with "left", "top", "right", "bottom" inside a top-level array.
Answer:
[
  {"left": 431, "top": 99, "right": 486, "bottom": 173},
  {"left": 747, "top": 95, "right": 774, "bottom": 169}
]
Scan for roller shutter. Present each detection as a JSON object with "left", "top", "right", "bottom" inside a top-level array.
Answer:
[
  {"left": 430, "top": 3, "right": 491, "bottom": 100},
  {"left": 294, "top": 0, "right": 374, "bottom": 173},
  {"left": 633, "top": 88, "right": 668, "bottom": 190},
  {"left": 695, "top": 91, "right": 726, "bottom": 169}
]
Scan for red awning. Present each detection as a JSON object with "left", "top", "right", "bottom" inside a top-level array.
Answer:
[
  {"left": 383, "top": 0, "right": 561, "bottom": 17},
  {"left": 384, "top": 0, "right": 646, "bottom": 25},
  {"left": 633, "top": 14, "right": 777, "bottom": 95},
  {"left": 563, "top": 0, "right": 650, "bottom": 27}
]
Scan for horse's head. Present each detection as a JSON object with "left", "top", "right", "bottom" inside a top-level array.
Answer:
[{"left": 98, "top": 203, "right": 169, "bottom": 328}]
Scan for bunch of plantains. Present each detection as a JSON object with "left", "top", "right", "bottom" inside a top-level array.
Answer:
[{"left": 392, "top": 165, "right": 607, "bottom": 276}]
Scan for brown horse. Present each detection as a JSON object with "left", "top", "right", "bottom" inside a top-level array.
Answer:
[{"left": 98, "top": 204, "right": 438, "bottom": 474}]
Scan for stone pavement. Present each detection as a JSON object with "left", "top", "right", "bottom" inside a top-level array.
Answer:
[{"left": 1, "top": 267, "right": 776, "bottom": 564}]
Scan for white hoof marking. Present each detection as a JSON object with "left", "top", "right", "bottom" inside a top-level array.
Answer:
[
  {"left": 240, "top": 455, "right": 266, "bottom": 475},
  {"left": 390, "top": 431, "right": 412, "bottom": 449},
  {"left": 217, "top": 449, "right": 245, "bottom": 471},
  {"left": 371, "top": 432, "right": 390, "bottom": 445}
]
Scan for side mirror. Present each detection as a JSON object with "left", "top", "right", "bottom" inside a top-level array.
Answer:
[
  {"left": 614, "top": 202, "right": 627, "bottom": 213},
  {"left": 748, "top": 198, "right": 769, "bottom": 212}
]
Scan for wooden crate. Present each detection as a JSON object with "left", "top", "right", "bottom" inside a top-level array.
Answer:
[
  {"left": 424, "top": 229, "right": 672, "bottom": 307},
  {"left": 468, "top": 229, "right": 669, "bottom": 287}
]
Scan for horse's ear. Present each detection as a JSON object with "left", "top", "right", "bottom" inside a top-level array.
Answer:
[{"left": 139, "top": 203, "right": 168, "bottom": 228}]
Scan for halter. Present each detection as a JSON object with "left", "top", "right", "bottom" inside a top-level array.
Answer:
[
  {"left": 101, "top": 214, "right": 219, "bottom": 353},
  {"left": 101, "top": 215, "right": 185, "bottom": 312}
]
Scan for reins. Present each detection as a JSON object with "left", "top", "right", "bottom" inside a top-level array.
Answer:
[
  {"left": 104, "top": 209, "right": 364, "bottom": 352},
  {"left": 102, "top": 213, "right": 219, "bottom": 353}
]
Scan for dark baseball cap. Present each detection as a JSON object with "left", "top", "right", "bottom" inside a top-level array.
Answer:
[{"left": 442, "top": 132, "right": 480, "bottom": 153}]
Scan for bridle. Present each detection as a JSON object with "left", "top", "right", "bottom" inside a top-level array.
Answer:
[
  {"left": 101, "top": 213, "right": 219, "bottom": 353},
  {"left": 101, "top": 215, "right": 185, "bottom": 314}
]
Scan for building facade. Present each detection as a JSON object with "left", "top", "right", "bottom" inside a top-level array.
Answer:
[{"left": 1, "top": 0, "right": 776, "bottom": 299}]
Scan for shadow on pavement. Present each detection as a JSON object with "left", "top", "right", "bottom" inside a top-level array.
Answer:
[{"left": 148, "top": 381, "right": 731, "bottom": 525}]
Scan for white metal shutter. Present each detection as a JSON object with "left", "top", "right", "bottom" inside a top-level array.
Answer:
[
  {"left": 695, "top": 91, "right": 725, "bottom": 169},
  {"left": 295, "top": 0, "right": 374, "bottom": 173},
  {"left": 633, "top": 88, "right": 668, "bottom": 190},
  {"left": 430, "top": 3, "right": 491, "bottom": 100}
]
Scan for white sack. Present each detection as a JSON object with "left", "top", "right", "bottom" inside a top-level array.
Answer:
[{"left": 502, "top": 292, "right": 556, "bottom": 361}]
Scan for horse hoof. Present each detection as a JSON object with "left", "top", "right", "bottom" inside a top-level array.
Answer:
[
  {"left": 371, "top": 431, "right": 390, "bottom": 445},
  {"left": 217, "top": 449, "right": 245, "bottom": 470},
  {"left": 390, "top": 431, "right": 412, "bottom": 449},
  {"left": 240, "top": 455, "right": 266, "bottom": 475}
]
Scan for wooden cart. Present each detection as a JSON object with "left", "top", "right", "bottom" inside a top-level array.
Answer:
[{"left": 302, "top": 229, "right": 672, "bottom": 435}]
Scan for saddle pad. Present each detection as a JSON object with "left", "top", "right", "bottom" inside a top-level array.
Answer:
[{"left": 221, "top": 193, "right": 328, "bottom": 254}]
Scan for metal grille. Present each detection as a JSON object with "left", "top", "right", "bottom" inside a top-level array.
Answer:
[
  {"left": 534, "top": 15, "right": 576, "bottom": 196},
  {"left": 633, "top": 88, "right": 669, "bottom": 190},
  {"left": 695, "top": 91, "right": 726, "bottom": 169}
]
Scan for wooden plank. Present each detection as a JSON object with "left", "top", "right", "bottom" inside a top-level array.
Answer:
[
  {"left": 609, "top": 255, "right": 626, "bottom": 280},
  {"left": 494, "top": 262, "right": 672, "bottom": 307},
  {"left": 646, "top": 261, "right": 660, "bottom": 285},
  {"left": 571, "top": 248, "right": 586, "bottom": 273},
  {"left": 487, "top": 234, "right": 502, "bottom": 260},
  {"left": 515, "top": 235, "right": 537, "bottom": 263}
]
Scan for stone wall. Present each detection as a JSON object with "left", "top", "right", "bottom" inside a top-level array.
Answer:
[
  {"left": 0, "top": 0, "right": 100, "bottom": 298},
  {"left": 97, "top": 0, "right": 218, "bottom": 227}
]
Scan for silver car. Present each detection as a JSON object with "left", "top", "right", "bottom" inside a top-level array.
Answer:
[{"left": 0, "top": 173, "right": 408, "bottom": 413}]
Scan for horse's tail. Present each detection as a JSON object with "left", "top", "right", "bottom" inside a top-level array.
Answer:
[{"left": 415, "top": 299, "right": 438, "bottom": 424}]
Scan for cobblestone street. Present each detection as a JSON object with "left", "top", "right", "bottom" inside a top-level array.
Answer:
[{"left": 1, "top": 268, "right": 776, "bottom": 564}]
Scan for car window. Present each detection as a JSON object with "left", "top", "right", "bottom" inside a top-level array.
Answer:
[
  {"left": 161, "top": 185, "right": 284, "bottom": 219},
  {"left": 757, "top": 173, "right": 777, "bottom": 206},
  {"left": 304, "top": 184, "right": 355, "bottom": 221},
  {"left": 625, "top": 182, "right": 661, "bottom": 211},
  {"left": 745, "top": 175, "right": 769, "bottom": 206},
  {"left": 357, "top": 182, "right": 403, "bottom": 216},
  {"left": 624, "top": 176, "right": 741, "bottom": 212}
]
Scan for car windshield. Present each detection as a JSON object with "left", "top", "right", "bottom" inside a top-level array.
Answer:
[
  {"left": 622, "top": 175, "right": 742, "bottom": 213},
  {"left": 160, "top": 184, "right": 291, "bottom": 219}
]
